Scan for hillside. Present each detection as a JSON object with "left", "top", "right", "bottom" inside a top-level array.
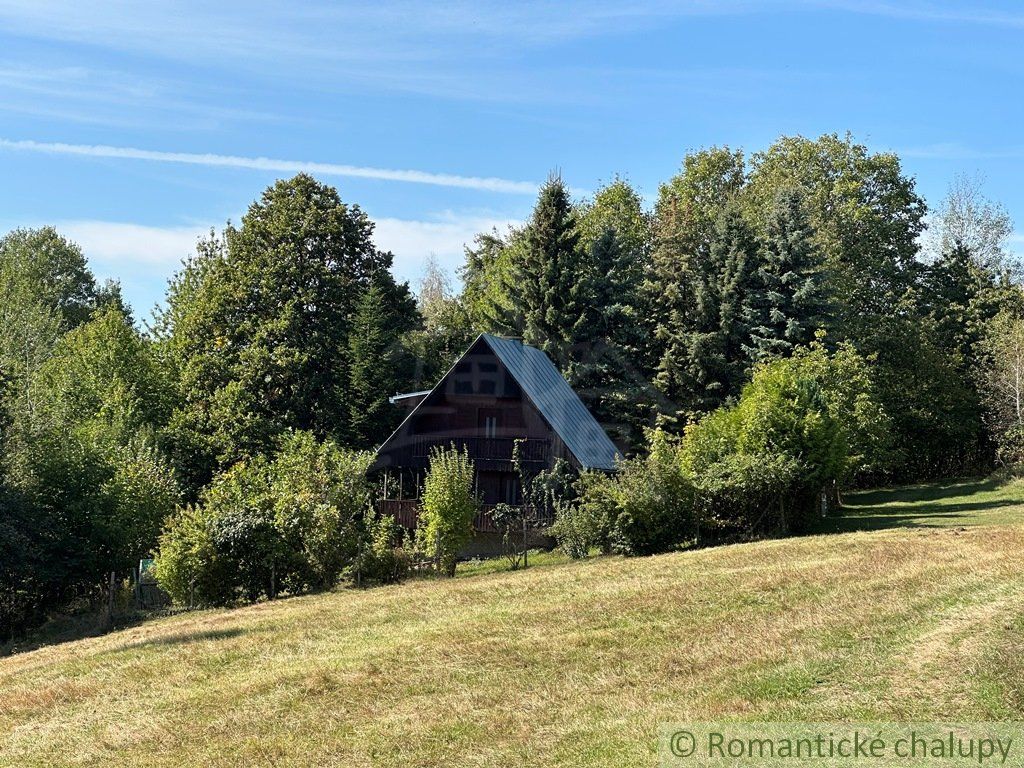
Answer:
[{"left": 3, "top": 478, "right": 1024, "bottom": 767}]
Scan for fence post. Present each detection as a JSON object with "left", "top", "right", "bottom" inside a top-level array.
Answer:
[
  {"left": 102, "top": 570, "right": 116, "bottom": 631},
  {"left": 436, "top": 526, "right": 442, "bottom": 575},
  {"left": 522, "top": 513, "right": 528, "bottom": 569}
]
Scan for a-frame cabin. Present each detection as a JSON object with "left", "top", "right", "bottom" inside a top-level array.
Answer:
[{"left": 373, "top": 334, "right": 619, "bottom": 533}]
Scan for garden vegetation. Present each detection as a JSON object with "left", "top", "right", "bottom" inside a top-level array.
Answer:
[{"left": 4, "top": 133, "right": 1024, "bottom": 638}]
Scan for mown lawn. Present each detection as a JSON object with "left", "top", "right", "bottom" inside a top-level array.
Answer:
[{"left": 3, "top": 478, "right": 1024, "bottom": 767}]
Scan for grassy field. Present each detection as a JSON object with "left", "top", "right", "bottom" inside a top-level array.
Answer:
[{"left": 3, "top": 478, "right": 1024, "bottom": 767}]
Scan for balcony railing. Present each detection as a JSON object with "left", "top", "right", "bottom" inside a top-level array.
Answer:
[
  {"left": 378, "top": 499, "right": 554, "bottom": 533},
  {"left": 409, "top": 436, "right": 550, "bottom": 464}
]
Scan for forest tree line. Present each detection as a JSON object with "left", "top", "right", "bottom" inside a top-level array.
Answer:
[{"left": 3, "top": 132, "right": 1024, "bottom": 637}]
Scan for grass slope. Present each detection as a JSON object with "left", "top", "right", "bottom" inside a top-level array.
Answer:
[{"left": 4, "top": 479, "right": 1024, "bottom": 767}]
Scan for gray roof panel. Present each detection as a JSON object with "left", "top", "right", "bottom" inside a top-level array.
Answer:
[{"left": 481, "top": 334, "right": 620, "bottom": 471}]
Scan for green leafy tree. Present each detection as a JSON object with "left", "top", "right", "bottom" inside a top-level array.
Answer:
[
  {"left": 746, "top": 133, "right": 926, "bottom": 349},
  {"left": 417, "top": 445, "right": 477, "bottom": 576},
  {"left": 460, "top": 230, "right": 521, "bottom": 336},
  {"left": 870, "top": 307, "right": 987, "bottom": 478},
  {"left": 158, "top": 174, "right": 409, "bottom": 493},
  {"left": 0, "top": 303, "right": 178, "bottom": 635},
  {"left": 33, "top": 305, "right": 171, "bottom": 439},
  {"left": 977, "top": 310, "right": 1024, "bottom": 465},
  {"left": 920, "top": 242, "right": 1022, "bottom": 372},
  {"left": 0, "top": 227, "right": 120, "bottom": 329}
]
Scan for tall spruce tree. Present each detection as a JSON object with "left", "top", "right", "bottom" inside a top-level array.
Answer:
[
  {"left": 747, "top": 187, "right": 828, "bottom": 362},
  {"left": 515, "top": 176, "right": 585, "bottom": 367},
  {"left": 346, "top": 275, "right": 419, "bottom": 449},
  {"left": 566, "top": 227, "right": 652, "bottom": 443},
  {"left": 656, "top": 203, "right": 761, "bottom": 419},
  {"left": 649, "top": 148, "right": 746, "bottom": 418}
]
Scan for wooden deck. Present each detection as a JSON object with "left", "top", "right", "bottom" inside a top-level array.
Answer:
[{"left": 378, "top": 499, "right": 554, "bottom": 533}]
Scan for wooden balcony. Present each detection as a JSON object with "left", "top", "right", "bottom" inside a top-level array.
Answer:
[
  {"left": 409, "top": 436, "right": 551, "bottom": 464},
  {"left": 378, "top": 499, "right": 554, "bottom": 533}
]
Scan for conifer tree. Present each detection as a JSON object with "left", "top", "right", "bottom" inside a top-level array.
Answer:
[
  {"left": 515, "top": 176, "right": 585, "bottom": 367},
  {"left": 346, "top": 276, "right": 419, "bottom": 449},
  {"left": 747, "top": 187, "right": 828, "bottom": 362},
  {"left": 567, "top": 226, "right": 656, "bottom": 442},
  {"left": 649, "top": 148, "right": 746, "bottom": 419},
  {"left": 656, "top": 203, "right": 761, "bottom": 418}
]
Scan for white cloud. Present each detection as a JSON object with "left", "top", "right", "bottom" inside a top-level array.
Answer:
[
  {"left": 374, "top": 213, "right": 521, "bottom": 284},
  {"left": 0, "top": 139, "right": 540, "bottom": 195},
  {"left": 56, "top": 220, "right": 206, "bottom": 271},
  {"left": 38, "top": 212, "right": 521, "bottom": 312},
  {"left": 898, "top": 143, "right": 1024, "bottom": 161}
]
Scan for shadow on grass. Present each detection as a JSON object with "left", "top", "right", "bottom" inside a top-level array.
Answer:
[
  {"left": 114, "top": 627, "right": 245, "bottom": 652},
  {"left": 814, "top": 477, "right": 1016, "bottom": 535}
]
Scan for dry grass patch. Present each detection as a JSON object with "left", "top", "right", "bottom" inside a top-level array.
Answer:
[{"left": 3, "top": 480, "right": 1024, "bottom": 766}]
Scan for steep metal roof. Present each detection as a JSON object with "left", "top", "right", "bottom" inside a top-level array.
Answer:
[{"left": 480, "top": 334, "right": 620, "bottom": 471}]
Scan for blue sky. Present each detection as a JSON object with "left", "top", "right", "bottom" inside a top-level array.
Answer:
[{"left": 2, "top": 0, "right": 1023, "bottom": 318}]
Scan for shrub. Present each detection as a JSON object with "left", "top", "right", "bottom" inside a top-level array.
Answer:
[
  {"left": 607, "top": 429, "right": 694, "bottom": 556},
  {"left": 785, "top": 338, "right": 893, "bottom": 483},
  {"left": 682, "top": 353, "right": 851, "bottom": 536},
  {"left": 155, "top": 432, "right": 373, "bottom": 606},
  {"left": 270, "top": 432, "right": 372, "bottom": 591},
  {"left": 417, "top": 445, "right": 477, "bottom": 576},
  {"left": 490, "top": 502, "right": 529, "bottom": 569},
  {"left": 356, "top": 511, "right": 412, "bottom": 586},
  {"left": 549, "top": 471, "right": 615, "bottom": 559},
  {"left": 153, "top": 503, "right": 231, "bottom": 606},
  {"left": 690, "top": 452, "right": 801, "bottom": 540}
]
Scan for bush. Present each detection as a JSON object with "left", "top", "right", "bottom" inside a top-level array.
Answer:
[
  {"left": 152, "top": 503, "right": 230, "bottom": 606},
  {"left": 607, "top": 429, "right": 694, "bottom": 556},
  {"left": 682, "top": 353, "right": 851, "bottom": 536},
  {"left": 155, "top": 432, "right": 373, "bottom": 606},
  {"left": 356, "top": 511, "right": 412, "bottom": 586},
  {"left": 690, "top": 452, "right": 801, "bottom": 540},
  {"left": 417, "top": 445, "right": 477, "bottom": 576},
  {"left": 549, "top": 471, "right": 614, "bottom": 559}
]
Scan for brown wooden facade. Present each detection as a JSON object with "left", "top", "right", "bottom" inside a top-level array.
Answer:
[{"left": 373, "top": 335, "right": 619, "bottom": 536}]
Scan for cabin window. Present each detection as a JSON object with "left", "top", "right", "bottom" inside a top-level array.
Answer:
[
  {"left": 503, "top": 475, "right": 519, "bottom": 504},
  {"left": 478, "top": 408, "right": 500, "bottom": 438}
]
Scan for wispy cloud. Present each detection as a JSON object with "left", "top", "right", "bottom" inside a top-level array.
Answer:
[
  {"left": 809, "top": 1, "right": 1024, "bottom": 28},
  {"left": 31, "top": 211, "right": 522, "bottom": 312},
  {"left": 0, "top": 139, "right": 539, "bottom": 194},
  {"left": 375, "top": 212, "right": 521, "bottom": 281},
  {"left": 0, "top": 63, "right": 281, "bottom": 129},
  {"left": 898, "top": 142, "right": 1024, "bottom": 161}
]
